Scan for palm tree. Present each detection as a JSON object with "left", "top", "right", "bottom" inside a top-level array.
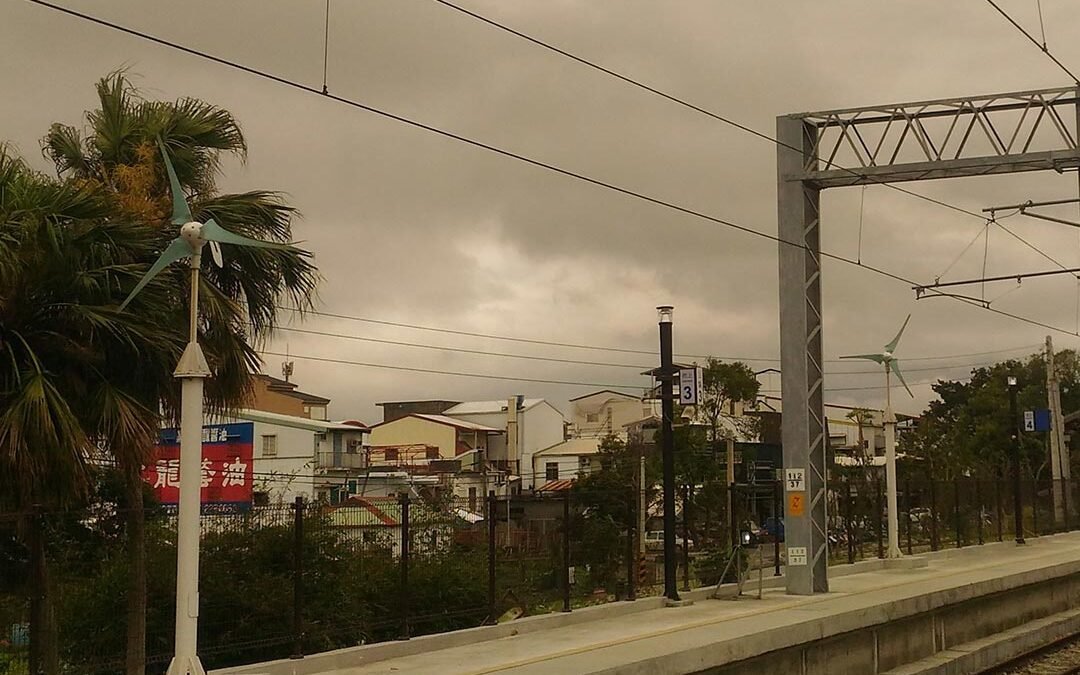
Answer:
[
  {"left": 0, "top": 144, "right": 183, "bottom": 673},
  {"left": 42, "top": 72, "right": 317, "bottom": 673}
]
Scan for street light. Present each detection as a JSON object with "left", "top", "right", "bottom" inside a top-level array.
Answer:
[
  {"left": 657, "top": 305, "right": 678, "bottom": 602},
  {"left": 1008, "top": 375, "right": 1025, "bottom": 545}
]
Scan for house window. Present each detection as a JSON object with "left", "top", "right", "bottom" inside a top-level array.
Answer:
[
  {"left": 384, "top": 447, "right": 399, "bottom": 462},
  {"left": 261, "top": 435, "right": 277, "bottom": 457},
  {"left": 546, "top": 462, "right": 559, "bottom": 481},
  {"left": 586, "top": 413, "right": 598, "bottom": 423},
  {"left": 426, "top": 447, "right": 440, "bottom": 460},
  {"left": 468, "top": 487, "right": 477, "bottom": 512}
]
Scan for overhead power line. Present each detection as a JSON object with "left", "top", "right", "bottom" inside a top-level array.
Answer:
[
  {"left": 277, "top": 324, "right": 1030, "bottom": 375},
  {"left": 430, "top": 0, "right": 985, "bottom": 221},
  {"left": 26, "top": 0, "right": 1080, "bottom": 339},
  {"left": 264, "top": 350, "right": 964, "bottom": 394},
  {"left": 281, "top": 306, "right": 1041, "bottom": 364},
  {"left": 432, "top": 0, "right": 1080, "bottom": 289},
  {"left": 984, "top": 0, "right": 1080, "bottom": 84}
]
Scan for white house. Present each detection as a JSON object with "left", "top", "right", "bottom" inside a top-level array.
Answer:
[
  {"left": 569, "top": 390, "right": 658, "bottom": 439},
  {"left": 532, "top": 437, "right": 603, "bottom": 485},
  {"left": 230, "top": 408, "right": 369, "bottom": 504},
  {"left": 444, "top": 398, "right": 567, "bottom": 490}
]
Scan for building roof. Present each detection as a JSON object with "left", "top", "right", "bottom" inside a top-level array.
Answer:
[
  {"left": 327, "top": 496, "right": 445, "bottom": 527},
  {"left": 444, "top": 399, "right": 545, "bottom": 415},
  {"left": 370, "top": 413, "right": 503, "bottom": 433},
  {"left": 234, "top": 408, "right": 364, "bottom": 433},
  {"left": 257, "top": 374, "right": 332, "bottom": 404},
  {"left": 534, "top": 437, "right": 602, "bottom": 457},
  {"left": 376, "top": 399, "right": 461, "bottom": 408},
  {"left": 569, "top": 389, "right": 641, "bottom": 403},
  {"left": 623, "top": 414, "right": 661, "bottom": 429},
  {"left": 536, "top": 479, "right": 576, "bottom": 492}
]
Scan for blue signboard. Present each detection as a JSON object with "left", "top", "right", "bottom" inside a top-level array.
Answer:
[{"left": 1034, "top": 408, "right": 1052, "bottom": 432}]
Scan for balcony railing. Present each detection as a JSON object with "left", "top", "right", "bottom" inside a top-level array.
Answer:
[{"left": 317, "top": 452, "right": 365, "bottom": 470}]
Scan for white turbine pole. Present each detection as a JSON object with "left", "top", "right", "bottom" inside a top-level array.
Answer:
[
  {"left": 168, "top": 247, "right": 210, "bottom": 675},
  {"left": 884, "top": 363, "right": 902, "bottom": 558}
]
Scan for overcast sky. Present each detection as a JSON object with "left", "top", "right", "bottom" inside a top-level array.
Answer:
[{"left": 5, "top": 0, "right": 1080, "bottom": 422}]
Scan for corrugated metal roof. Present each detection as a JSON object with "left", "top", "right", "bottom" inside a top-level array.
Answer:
[{"left": 443, "top": 399, "right": 545, "bottom": 415}]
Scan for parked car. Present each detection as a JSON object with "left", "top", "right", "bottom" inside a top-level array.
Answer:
[{"left": 644, "top": 530, "right": 692, "bottom": 551}]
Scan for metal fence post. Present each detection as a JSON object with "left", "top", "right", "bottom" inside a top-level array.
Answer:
[
  {"left": 773, "top": 479, "right": 781, "bottom": 576},
  {"left": 975, "top": 479, "right": 984, "bottom": 545},
  {"left": 953, "top": 478, "right": 962, "bottom": 548},
  {"left": 487, "top": 491, "right": 497, "bottom": 623},
  {"left": 1031, "top": 477, "right": 1039, "bottom": 537},
  {"left": 681, "top": 484, "right": 691, "bottom": 592},
  {"left": 562, "top": 490, "right": 571, "bottom": 613},
  {"left": 903, "top": 479, "right": 913, "bottom": 554},
  {"left": 626, "top": 486, "right": 636, "bottom": 601},
  {"left": 995, "top": 478, "right": 1004, "bottom": 542},
  {"left": 929, "top": 479, "right": 940, "bottom": 551},
  {"left": 399, "top": 493, "right": 411, "bottom": 639},
  {"left": 291, "top": 496, "right": 304, "bottom": 659},
  {"left": 844, "top": 480, "right": 855, "bottom": 564},
  {"left": 875, "top": 478, "right": 884, "bottom": 559},
  {"left": 27, "top": 506, "right": 42, "bottom": 675}
]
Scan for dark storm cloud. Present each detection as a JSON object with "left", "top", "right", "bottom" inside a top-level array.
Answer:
[{"left": 4, "top": 0, "right": 1080, "bottom": 420}]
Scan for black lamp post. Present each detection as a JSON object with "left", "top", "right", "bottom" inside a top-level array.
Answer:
[{"left": 657, "top": 305, "right": 679, "bottom": 601}]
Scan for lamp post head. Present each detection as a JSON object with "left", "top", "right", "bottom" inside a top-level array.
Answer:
[
  {"left": 657, "top": 305, "right": 674, "bottom": 324},
  {"left": 1007, "top": 376, "right": 1018, "bottom": 388}
]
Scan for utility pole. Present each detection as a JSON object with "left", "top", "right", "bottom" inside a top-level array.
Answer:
[
  {"left": 1046, "top": 336, "right": 1069, "bottom": 521},
  {"left": 657, "top": 305, "right": 679, "bottom": 602},
  {"left": 1009, "top": 376, "right": 1025, "bottom": 545}
]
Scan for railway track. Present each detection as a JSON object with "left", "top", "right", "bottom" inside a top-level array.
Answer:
[{"left": 983, "top": 633, "right": 1080, "bottom": 674}]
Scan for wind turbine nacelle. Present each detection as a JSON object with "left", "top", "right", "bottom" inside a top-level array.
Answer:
[{"left": 180, "top": 221, "right": 205, "bottom": 248}]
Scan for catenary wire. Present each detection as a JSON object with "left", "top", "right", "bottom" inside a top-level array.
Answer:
[
  {"left": 434, "top": 0, "right": 1080, "bottom": 311},
  {"left": 985, "top": 0, "right": 1080, "bottom": 84},
  {"left": 25, "top": 0, "right": 1080, "bottom": 339}
]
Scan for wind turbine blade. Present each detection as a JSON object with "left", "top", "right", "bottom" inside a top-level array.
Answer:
[
  {"left": 884, "top": 314, "right": 912, "bottom": 354},
  {"left": 209, "top": 240, "right": 223, "bottom": 268},
  {"left": 200, "top": 218, "right": 291, "bottom": 250},
  {"left": 890, "top": 359, "right": 914, "bottom": 398},
  {"left": 118, "top": 237, "right": 193, "bottom": 311},
  {"left": 157, "top": 138, "right": 192, "bottom": 226},
  {"left": 840, "top": 353, "right": 887, "bottom": 364}
]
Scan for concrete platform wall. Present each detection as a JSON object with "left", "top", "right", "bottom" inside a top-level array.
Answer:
[{"left": 702, "top": 565, "right": 1080, "bottom": 675}]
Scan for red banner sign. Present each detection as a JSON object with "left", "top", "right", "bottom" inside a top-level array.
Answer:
[{"left": 142, "top": 422, "right": 254, "bottom": 506}]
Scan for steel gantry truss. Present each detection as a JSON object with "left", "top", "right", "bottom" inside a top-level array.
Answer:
[{"left": 777, "top": 86, "right": 1080, "bottom": 595}]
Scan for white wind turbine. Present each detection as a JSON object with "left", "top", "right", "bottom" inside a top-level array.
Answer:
[
  {"left": 841, "top": 314, "right": 914, "bottom": 560},
  {"left": 121, "top": 139, "right": 294, "bottom": 675}
]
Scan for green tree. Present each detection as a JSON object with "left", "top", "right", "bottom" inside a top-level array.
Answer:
[
  {"left": 39, "top": 72, "right": 318, "bottom": 673},
  {"left": 697, "top": 359, "right": 761, "bottom": 446},
  {"left": 0, "top": 145, "right": 179, "bottom": 672},
  {"left": 900, "top": 351, "right": 1077, "bottom": 480}
]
